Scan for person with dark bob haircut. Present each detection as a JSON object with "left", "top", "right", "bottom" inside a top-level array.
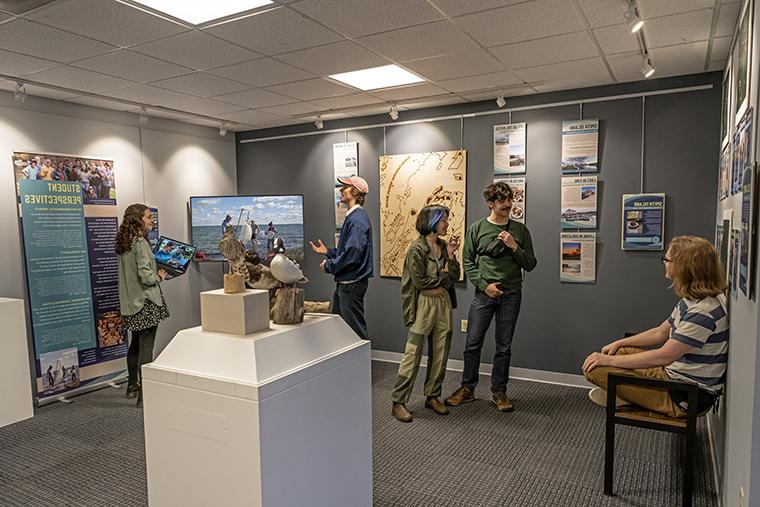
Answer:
[
  {"left": 391, "top": 205, "right": 460, "bottom": 422},
  {"left": 583, "top": 236, "right": 728, "bottom": 417},
  {"left": 116, "top": 203, "right": 170, "bottom": 408}
]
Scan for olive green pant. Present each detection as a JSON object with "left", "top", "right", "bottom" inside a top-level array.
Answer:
[{"left": 391, "top": 292, "right": 452, "bottom": 404}]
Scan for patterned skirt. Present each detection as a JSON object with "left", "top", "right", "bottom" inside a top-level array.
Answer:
[{"left": 122, "top": 292, "right": 170, "bottom": 331}]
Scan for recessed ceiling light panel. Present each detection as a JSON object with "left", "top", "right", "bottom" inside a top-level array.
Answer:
[
  {"left": 128, "top": 0, "right": 273, "bottom": 25},
  {"left": 329, "top": 65, "right": 424, "bottom": 91}
]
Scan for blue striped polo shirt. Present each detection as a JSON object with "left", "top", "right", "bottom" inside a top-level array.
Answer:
[{"left": 665, "top": 294, "right": 729, "bottom": 393}]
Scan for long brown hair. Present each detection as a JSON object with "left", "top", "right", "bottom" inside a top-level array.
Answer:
[
  {"left": 668, "top": 235, "right": 727, "bottom": 299},
  {"left": 115, "top": 204, "right": 149, "bottom": 254}
]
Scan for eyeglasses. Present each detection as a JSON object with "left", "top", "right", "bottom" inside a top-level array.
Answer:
[{"left": 661, "top": 257, "right": 671, "bottom": 263}]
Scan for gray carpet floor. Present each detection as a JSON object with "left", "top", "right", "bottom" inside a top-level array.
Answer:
[{"left": 0, "top": 360, "right": 717, "bottom": 507}]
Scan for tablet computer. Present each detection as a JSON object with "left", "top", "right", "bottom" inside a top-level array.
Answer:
[{"left": 153, "top": 236, "right": 197, "bottom": 279}]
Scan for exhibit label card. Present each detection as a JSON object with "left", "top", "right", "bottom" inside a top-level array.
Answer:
[
  {"left": 496, "top": 176, "right": 525, "bottom": 223},
  {"left": 560, "top": 232, "right": 596, "bottom": 283},
  {"left": 561, "top": 119, "right": 598, "bottom": 173},
  {"left": 561, "top": 176, "right": 597, "bottom": 229},
  {"left": 493, "top": 123, "right": 526, "bottom": 175},
  {"left": 333, "top": 142, "right": 358, "bottom": 230},
  {"left": 621, "top": 193, "right": 665, "bottom": 251}
]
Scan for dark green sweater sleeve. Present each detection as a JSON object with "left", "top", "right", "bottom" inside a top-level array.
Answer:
[
  {"left": 513, "top": 227, "right": 537, "bottom": 272},
  {"left": 463, "top": 225, "right": 487, "bottom": 291}
]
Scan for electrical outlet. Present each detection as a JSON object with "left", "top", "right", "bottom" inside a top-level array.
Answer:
[{"left": 461, "top": 319, "right": 468, "bottom": 332}]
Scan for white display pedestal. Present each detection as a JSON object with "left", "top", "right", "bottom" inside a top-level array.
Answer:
[
  {"left": 142, "top": 314, "right": 372, "bottom": 507},
  {"left": 0, "top": 298, "right": 34, "bottom": 428}
]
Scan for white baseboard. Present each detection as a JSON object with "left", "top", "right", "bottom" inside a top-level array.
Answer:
[
  {"left": 371, "top": 349, "right": 592, "bottom": 389},
  {"left": 706, "top": 415, "right": 724, "bottom": 507}
]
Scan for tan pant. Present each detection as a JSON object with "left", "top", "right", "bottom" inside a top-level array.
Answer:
[{"left": 583, "top": 347, "right": 687, "bottom": 418}]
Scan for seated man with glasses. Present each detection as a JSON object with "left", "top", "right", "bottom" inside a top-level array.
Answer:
[{"left": 582, "top": 236, "right": 728, "bottom": 417}]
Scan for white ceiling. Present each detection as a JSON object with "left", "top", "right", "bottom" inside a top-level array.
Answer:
[{"left": 0, "top": 0, "right": 742, "bottom": 131}]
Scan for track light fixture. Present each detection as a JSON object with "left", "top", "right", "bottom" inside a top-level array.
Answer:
[
  {"left": 496, "top": 91, "right": 506, "bottom": 108},
  {"left": 315, "top": 116, "right": 324, "bottom": 130},
  {"left": 624, "top": 2, "right": 643, "bottom": 33},
  {"left": 219, "top": 122, "right": 228, "bottom": 136},
  {"left": 138, "top": 107, "right": 149, "bottom": 124},
  {"left": 640, "top": 56, "right": 655, "bottom": 78},
  {"left": 389, "top": 104, "right": 399, "bottom": 121},
  {"left": 14, "top": 82, "right": 26, "bottom": 103}
]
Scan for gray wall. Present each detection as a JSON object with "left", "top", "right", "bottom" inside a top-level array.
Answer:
[{"left": 237, "top": 72, "right": 721, "bottom": 376}]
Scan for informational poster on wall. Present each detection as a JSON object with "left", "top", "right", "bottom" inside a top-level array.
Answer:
[
  {"left": 333, "top": 142, "right": 358, "bottom": 229},
  {"left": 621, "top": 193, "right": 665, "bottom": 251},
  {"left": 739, "top": 163, "right": 754, "bottom": 297},
  {"left": 493, "top": 123, "right": 526, "bottom": 175},
  {"left": 719, "top": 209, "right": 733, "bottom": 284},
  {"left": 733, "top": 0, "right": 752, "bottom": 124},
  {"left": 721, "top": 62, "right": 732, "bottom": 147},
  {"left": 561, "top": 176, "right": 597, "bottom": 229},
  {"left": 561, "top": 119, "right": 598, "bottom": 173},
  {"left": 719, "top": 143, "right": 730, "bottom": 200},
  {"left": 148, "top": 207, "right": 159, "bottom": 249},
  {"left": 732, "top": 109, "right": 753, "bottom": 195},
  {"left": 495, "top": 176, "right": 525, "bottom": 223},
  {"left": 731, "top": 229, "right": 740, "bottom": 298},
  {"left": 379, "top": 150, "right": 466, "bottom": 279},
  {"left": 560, "top": 232, "right": 596, "bottom": 283},
  {"left": 12, "top": 152, "right": 125, "bottom": 402}
]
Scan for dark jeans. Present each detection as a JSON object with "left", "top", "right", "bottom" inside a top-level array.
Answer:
[
  {"left": 461, "top": 288, "right": 522, "bottom": 393},
  {"left": 127, "top": 326, "right": 158, "bottom": 385},
  {"left": 332, "top": 278, "right": 368, "bottom": 340}
]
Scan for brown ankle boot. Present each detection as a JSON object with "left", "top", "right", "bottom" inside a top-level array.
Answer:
[
  {"left": 392, "top": 402, "right": 412, "bottom": 422},
  {"left": 425, "top": 397, "right": 450, "bottom": 415}
]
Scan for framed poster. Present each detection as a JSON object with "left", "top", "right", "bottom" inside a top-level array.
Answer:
[
  {"left": 333, "top": 142, "right": 358, "bottom": 230},
  {"left": 561, "top": 176, "right": 597, "bottom": 229},
  {"left": 733, "top": 0, "right": 753, "bottom": 125},
  {"left": 621, "top": 193, "right": 665, "bottom": 251},
  {"left": 496, "top": 176, "right": 526, "bottom": 223},
  {"left": 493, "top": 123, "right": 526, "bottom": 175},
  {"left": 561, "top": 119, "right": 598, "bottom": 173},
  {"left": 721, "top": 60, "right": 732, "bottom": 147},
  {"left": 560, "top": 232, "right": 596, "bottom": 283}
]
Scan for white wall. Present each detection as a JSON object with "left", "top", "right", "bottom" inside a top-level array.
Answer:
[{"left": 0, "top": 91, "right": 235, "bottom": 358}]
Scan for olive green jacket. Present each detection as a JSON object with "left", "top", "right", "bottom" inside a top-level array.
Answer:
[
  {"left": 118, "top": 236, "right": 162, "bottom": 316},
  {"left": 400, "top": 236, "right": 460, "bottom": 327}
]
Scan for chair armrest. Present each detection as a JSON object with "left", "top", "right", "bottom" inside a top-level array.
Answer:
[{"left": 607, "top": 372, "right": 699, "bottom": 393}]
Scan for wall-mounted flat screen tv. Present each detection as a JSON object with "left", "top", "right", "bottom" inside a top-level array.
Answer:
[{"left": 190, "top": 195, "right": 304, "bottom": 263}]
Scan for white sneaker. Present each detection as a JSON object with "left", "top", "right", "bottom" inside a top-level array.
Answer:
[{"left": 588, "top": 387, "right": 631, "bottom": 408}]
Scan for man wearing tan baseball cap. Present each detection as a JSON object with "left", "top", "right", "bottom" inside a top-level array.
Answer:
[{"left": 310, "top": 176, "right": 373, "bottom": 339}]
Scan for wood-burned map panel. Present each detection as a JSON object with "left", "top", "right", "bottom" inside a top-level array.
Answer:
[{"left": 379, "top": 150, "right": 466, "bottom": 279}]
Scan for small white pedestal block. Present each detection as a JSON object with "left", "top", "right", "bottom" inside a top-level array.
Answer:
[
  {"left": 0, "top": 298, "right": 34, "bottom": 428},
  {"left": 200, "top": 288, "right": 270, "bottom": 335},
  {"left": 142, "top": 314, "right": 372, "bottom": 507}
]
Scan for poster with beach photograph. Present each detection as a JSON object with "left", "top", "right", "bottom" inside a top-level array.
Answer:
[
  {"left": 495, "top": 176, "right": 526, "bottom": 223},
  {"left": 621, "top": 193, "right": 665, "bottom": 251},
  {"left": 334, "top": 142, "right": 358, "bottom": 229},
  {"left": 560, "top": 233, "right": 596, "bottom": 283},
  {"left": 190, "top": 195, "right": 304, "bottom": 263},
  {"left": 561, "top": 176, "right": 597, "bottom": 229},
  {"left": 494, "top": 123, "right": 526, "bottom": 175},
  {"left": 561, "top": 119, "right": 598, "bottom": 173},
  {"left": 39, "top": 347, "right": 80, "bottom": 394},
  {"left": 733, "top": 0, "right": 752, "bottom": 125}
]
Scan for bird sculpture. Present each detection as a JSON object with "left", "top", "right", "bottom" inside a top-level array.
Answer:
[
  {"left": 219, "top": 225, "right": 249, "bottom": 284},
  {"left": 269, "top": 236, "right": 308, "bottom": 285}
]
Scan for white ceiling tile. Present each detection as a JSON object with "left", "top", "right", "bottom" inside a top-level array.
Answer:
[
  {"left": 606, "top": 51, "right": 649, "bottom": 82},
  {"left": 259, "top": 101, "right": 322, "bottom": 117},
  {"left": 311, "top": 93, "right": 383, "bottom": 110},
  {"left": 66, "top": 95, "right": 141, "bottom": 112},
  {"left": 490, "top": 31, "right": 599, "bottom": 69},
  {"left": 132, "top": 31, "right": 260, "bottom": 71},
  {"left": 28, "top": 0, "right": 188, "bottom": 47},
  {"left": 0, "top": 80, "right": 80, "bottom": 100},
  {"left": 638, "top": 0, "right": 714, "bottom": 19},
  {"left": 289, "top": 0, "right": 442, "bottom": 37},
  {"left": 437, "top": 70, "right": 522, "bottom": 93},
  {"left": 25, "top": 65, "right": 135, "bottom": 93},
  {"left": 708, "top": 60, "right": 727, "bottom": 72},
  {"left": 204, "top": 7, "right": 341, "bottom": 55},
  {"left": 428, "top": 0, "right": 526, "bottom": 18},
  {"left": 454, "top": 0, "right": 585, "bottom": 47},
  {"left": 0, "top": 48, "right": 59, "bottom": 76},
  {"left": 369, "top": 83, "right": 450, "bottom": 101},
  {"left": 402, "top": 49, "right": 504, "bottom": 81},
  {"left": 214, "top": 88, "right": 297, "bottom": 108},
  {"left": 277, "top": 41, "right": 389, "bottom": 75},
  {"left": 0, "top": 0, "right": 56, "bottom": 14},
  {"left": 169, "top": 98, "right": 246, "bottom": 116},
  {"left": 513, "top": 57, "right": 613, "bottom": 88},
  {"left": 151, "top": 72, "right": 251, "bottom": 97},
  {"left": 576, "top": 0, "right": 627, "bottom": 29},
  {"left": 592, "top": 24, "right": 641, "bottom": 55},
  {"left": 357, "top": 20, "right": 478, "bottom": 62},
  {"left": 710, "top": 36, "right": 732, "bottom": 62},
  {"left": 648, "top": 41, "right": 709, "bottom": 78},
  {"left": 266, "top": 78, "right": 355, "bottom": 100},
  {"left": 217, "top": 109, "right": 287, "bottom": 125},
  {"left": 715, "top": 2, "right": 741, "bottom": 37},
  {"left": 103, "top": 85, "right": 196, "bottom": 108},
  {"left": 645, "top": 9, "right": 713, "bottom": 49},
  {"left": 0, "top": 18, "right": 114, "bottom": 62},
  {"left": 72, "top": 50, "right": 192, "bottom": 83},
  {"left": 208, "top": 58, "right": 314, "bottom": 87}
]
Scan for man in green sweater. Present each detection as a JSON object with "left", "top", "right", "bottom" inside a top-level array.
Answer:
[{"left": 445, "top": 181, "right": 537, "bottom": 412}]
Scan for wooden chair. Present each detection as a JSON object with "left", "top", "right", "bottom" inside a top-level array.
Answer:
[{"left": 604, "top": 372, "right": 700, "bottom": 507}]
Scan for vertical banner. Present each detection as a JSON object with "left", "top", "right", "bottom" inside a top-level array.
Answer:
[
  {"left": 561, "top": 119, "right": 598, "bottom": 173},
  {"left": 621, "top": 193, "right": 665, "bottom": 251},
  {"left": 561, "top": 176, "right": 597, "bottom": 229},
  {"left": 13, "top": 152, "right": 124, "bottom": 402},
  {"left": 739, "top": 163, "right": 754, "bottom": 297},
  {"left": 495, "top": 176, "right": 525, "bottom": 223},
  {"left": 560, "top": 232, "right": 596, "bottom": 283},
  {"left": 333, "top": 142, "right": 358, "bottom": 230},
  {"left": 493, "top": 123, "right": 526, "bottom": 175},
  {"left": 731, "top": 229, "right": 741, "bottom": 299}
]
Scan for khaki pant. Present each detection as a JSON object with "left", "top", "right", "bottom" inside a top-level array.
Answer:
[
  {"left": 391, "top": 292, "right": 452, "bottom": 404},
  {"left": 583, "top": 347, "right": 687, "bottom": 418}
]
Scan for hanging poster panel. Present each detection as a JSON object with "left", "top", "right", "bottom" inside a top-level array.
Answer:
[
  {"left": 621, "top": 193, "right": 665, "bottom": 251},
  {"left": 731, "top": 229, "right": 740, "bottom": 299},
  {"left": 719, "top": 143, "right": 730, "bottom": 200},
  {"left": 333, "top": 142, "right": 358, "bottom": 230},
  {"left": 561, "top": 119, "right": 598, "bottom": 173},
  {"left": 495, "top": 176, "right": 525, "bottom": 223},
  {"left": 148, "top": 207, "right": 159, "bottom": 249},
  {"left": 733, "top": 0, "right": 753, "bottom": 124},
  {"left": 379, "top": 150, "right": 466, "bottom": 279},
  {"left": 739, "top": 163, "right": 754, "bottom": 297},
  {"left": 13, "top": 152, "right": 125, "bottom": 402},
  {"left": 732, "top": 110, "right": 753, "bottom": 195},
  {"left": 561, "top": 176, "right": 597, "bottom": 229},
  {"left": 560, "top": 232, "right": 596, "bottom": 283},
  {"left": 493, "top": 123, "right": 526, "bottom": 175},
  {"left": 721, "top": 60, "right": 732, "bottom": 147}
]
